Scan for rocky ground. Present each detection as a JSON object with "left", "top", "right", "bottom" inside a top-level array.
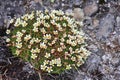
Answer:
[{"left": 0, "top": 0, "right": 120, "bottom": 80}]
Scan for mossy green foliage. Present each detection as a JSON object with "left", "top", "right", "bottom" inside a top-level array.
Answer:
[{"left": 6, "top": 10, "right": 90, "bottom": 74}]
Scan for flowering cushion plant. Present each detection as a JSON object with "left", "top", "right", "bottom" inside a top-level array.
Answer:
[{"left": 6, "top": 10, "right": 90, "bottom": 73}]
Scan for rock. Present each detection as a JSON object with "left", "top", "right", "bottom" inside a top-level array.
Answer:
[
  {"left": 114, "top": 71, "right": 120, "bottom": 80},
  {"left": 30, "top": 1, "right": 44, "bottom": 11},
  {"left": 84, "top": 54, "right": 101, "bottom": 73},
  {"left": 83, "top": 2, "right": 98, "bottom": 16},
  {"left": 117, "top": 66, "right": 120, "bottom": 71},
  {"left": 22, "top": 62, "right": 34, "bottom": 74},
  {"left": 83, "top": 17, "right": 92, "bottom": 26},
  {"left": 93, "top": 19, "right": 99, "bottom": 28},
  {"left": 0, "top": 18, "right": 4, "bottom": 28},
  {"left": 102, "top": 54, "right": 112, "bottom": 63},
  {"left": 73, "top": 0, "right": 81, "bottom": 7},
  {"left": 98, "top": 64, "right": 114, "bottom": 74},
  {"left": 88, "top": 44, "right": 98, "bottom": 52},
  {"left": 75, "top": 73, "right": 92, "bottom": 80},
  {"left": 34, "top": 0, "right": 43, "bottom": 4},
  {"left": 96, "top": 14, "right": 114, "bottom": 41},
  {"left": 118, "top": 35, "right": 120, "bottom": 46},
  {"left": 0, "top": 0, "right": 28, "bottom": 28},
  {"left": 111, "top": 58, "right": 120, "bottom": 66},
  {"left": 73, "top": 8, "right": 84, "bottom": 20},
  {"left": 116, "top": 16, "right": 120, "bottom": 27},
  {"left": 66, "top": 9, "right": 73, "bottom": 13}
]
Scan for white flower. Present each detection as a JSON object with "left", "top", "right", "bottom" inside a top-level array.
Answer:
[
  {"left": 6, "top": 38, "right": 10, "bottom": 42},
  {"left": 43, "top": 39, "right": 48, "bottom": 43},
  {"left": 31, "top": 53, "right": 37, "bottom": 59},
  {"left": 58, "top": 26, "right": 63, "bottom": 31},
  {"left": 45, "top": 53, "right": 50, "bottom": 58},
  {"left": 51, "top": 40, "right": 56, "bottom": 45},
  {"left": 22, "top": 21, "right": 28, "bottom": 27},
  {"left": 50, "top": 13, "right": 55, "bottom": 19},
  {"left": 35, "top": 48, "right": 40, "bottom": 53},
  {"left": 33, "top": 27, "right": 38, "bottom": 32},
  {"left": 66, "top": 65, "right": 71, "bottom": 69},
  {"left": 40, "top": 42, "right": 47, "bottom": 49},
  {"left": 14, "top": 18, "right": 21, "bottom": 27},
  {"left": 31, "top": 49, "right": 35, "bottom": 53},
  {"left": 30, "top": 39, "right": 35, "bottom": 45},
  {"left": 66, "top": 39, "right": 71, "bottom": 44},
  {"left": 60, "top": 38, "right": 65, "bottom": 42},
  {"left": 44, "top": 15, "right": 50, "bottom": 19},
  {"left": 28, "top": 13, "right": 34, "bottom": 20},
  {"left": 41, "top": 65, "right": 47, "bottom": 70},
  {"left": 10, "top": 19, "right": 14, "bottom": 23},
  {"left": 33, "top": 22, "right": 39, "bottom": 27},
  {"left": 80, "top": 47, "right": 91, "bottom": 59},
  {"left": 71, "top": 56, "right": 76, "bottom": 61},
  {"left": 16, "top": 42, "right": 22, "bottom": 48},
  {"left": 43, "top": 34, "right": 51, "bottom": 40},
  {"left": 24, "top": 35, "right": 31, "bottom": 41},
  {"left": 75, "top": 49, "right": 80, "bottom": 53},
  {"left": 53, "top": 30, "right": 58, "bottom": 35},
  {"left": 77, "top": 60, "right": 84, "bottom": 67},
  {"left": 43, "top": 60, "right": 49, "bottom": 65},
  {"left": 22, "top": 14, "right": 28, "bottom": 21},
  {"left": 44, "top": 23, "right": 50, "bottom": 28},
  {"left": 40, "top": 13, "right": 44, "bottom": 19},
  {"left": 57, "top": 47, "right": 63, "bottom": 52},
  {"left": 50, "top": 20, "right": 55, "bottom": 25},
  {"left": 79, "top": 21, "right": 83, "bottom": 26},
  {"left": 36, "top": 10, "right": 41, "bottom": 16},
  {"left": 21, "top": 30, "right": 26, "bottom": 33},
  {"left": 60, "top": 42, "right": 64, "bottom": 46},
  {"left": 61, "top": 45, "right": 66, "bottom": 49},
  {"left": 63, "top": 33, "right": 67, "bottom": 37},
  {"left": 31, "top": 48, "right": 40, "bottom": 53},
  {"left": 51, "top": 49, "right": 55, "bottom": 53},
  {"left": 15, "top": 50, "right": 20, "bottom": 55},
  {"left": 28, "top": 45, "right": 31, "bottom": 49},
  {"left": 34, "top": 38, "right": 40, "bottom": 43},
  {"left": 45, "top": 9, "right": 49, "bottom": 13},
  {"left": 62, "top": 23, "right": 67, "bottom": 27},
  {"left": 50, "top": 60, "right": 55, "bottom": 66},
  {"left": 71, "top": 41, "right": 77, "bottom": 46},
  {"left": 16, "top": 37, "right": 22, "bottom": 42},
  {"left": 56, "top": 58, "right": 62, "bottom": 67},
  {"left": 69, "top": 47, "right": 73, "bottom": 53},
  {"left": 40, "top": 28, "right": 46, "bottom": 34},
  {"left": 16, "top": 31, "right": 23, "bottom": 37},
  {"left": 77, "top": 55, "right": 82, "bottom": 61},
  {"left": 48, "top": 43, "right": 52, "bottom": 46},
  {"left": 46, "top": 66, "right": 53, "bottom": 73},
  {"left": 6, "top": 30, "right": 10, "bottom": 34}
]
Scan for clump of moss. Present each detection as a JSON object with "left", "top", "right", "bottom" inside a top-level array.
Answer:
[{"left": 6, "top": 10, "right": 90, "bottom": 73}]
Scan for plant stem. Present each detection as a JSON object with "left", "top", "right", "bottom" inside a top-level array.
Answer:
[{"left": 38, "top": 71, "right": 43, "bottom": 80}]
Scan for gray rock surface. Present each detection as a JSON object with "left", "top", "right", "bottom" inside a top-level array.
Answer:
[
  {"left": 116, "top": 16, "right": 120, "bottom": 27},
  {"left": 73, "top": 8, "right": 84, "bottom": 20},
  {"left": 0, "top": 0, "right": 120, "bottom": 80},
  {"left": 0, "top": 0, "right": 28, "bottom": 28},
  {"left": 83, "top": 2, "right": 98, "bottom": 16},
  {"left": 96, "top": 14, "right": 114, "bottom": 41}
]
